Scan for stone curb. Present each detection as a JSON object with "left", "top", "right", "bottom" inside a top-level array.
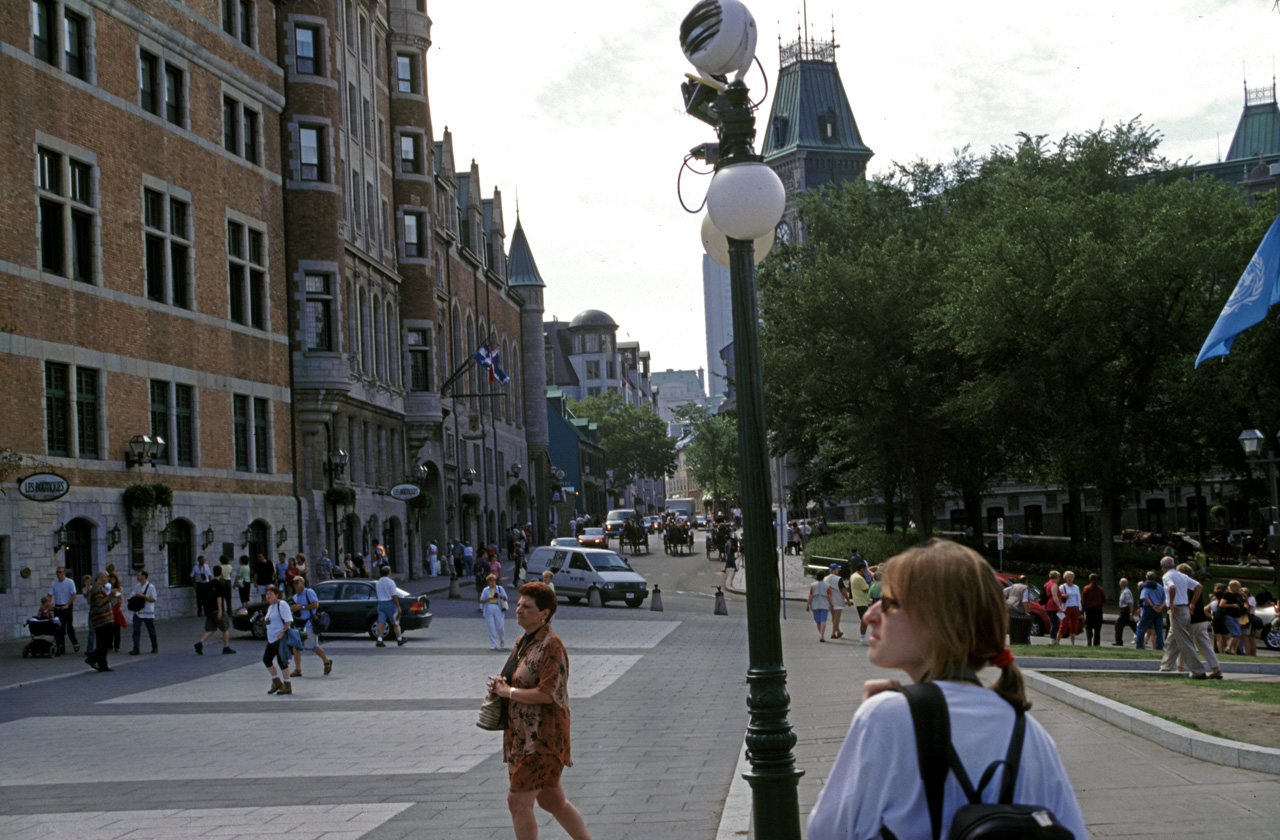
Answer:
[
  {"left": 1017, "top": 656, "right": 1280, "bottom": 674},
  {"left": 1023, "top": 669, "right": 1280, "bottom": 776}
]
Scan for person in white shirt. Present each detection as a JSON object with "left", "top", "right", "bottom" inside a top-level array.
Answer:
[
  {"left": 807, "top": 540, "right": 1087, "bottom": 840},
  {"left": 1160, "top": 555, "right": 1206, "bottom": 677},
  {"left": 374, "top": 565, "right": 403, "bottom": 647},
  {"left": 1055, "top": 571, "right": 1082, "bottom": 646},
  {"left": 127, "top": 569, "right": 158, "bottom": 654},
  {"left": 1112, "top": 578, "right": 1136, "bottom": 646},
  {"left": 261, "top": 586, "right": 293, "bottom": 695},
  {"left": 427, "top": 540, "right": 439, "bottom": 576},
  {"left": 805, "top": 569, "right": 838, "bottom": 642}
]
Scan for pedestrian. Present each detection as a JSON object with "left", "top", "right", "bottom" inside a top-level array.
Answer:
[
  {"left": 314, "top": 549, "right": 333, "bottom": 583},
  {"left": 1158, "top": 556, "right": 1206, "bottom": 677},
  {"left": 1043, "top": 570, "right": 1062, "bottom": 641},
  {"left": 1081, "top": 573, "right": 1106, "bottom": 647},
  {"left": 252, "top": 552, "right": 275, "bottom": 601},
  {"left": 85, "top": 571, "right": 115, "bottom": 672},
  {"left": 480, "top": 574, "right": 509, "bottom": 650},
  {"left": 374, "top": 565, "right": 403, "bottom": 647},
  {"left": 822, "top": 564, "right": 849, "bottom": 639},
  {"left": 806, "top": 569, "right": 837, "bottom": 643},
  {"left": 542, "top": 569, "right": 556, "bottom": 594},
  {"left": 217, "top": 555, "right": 234, "bottom": 594},
  {"left": 1242, "top": 586, "right": 1260, "bottom": 656},
  {"left": 427, "top": 539, "right": 439, "bottom": 577},
  {"left": 127, "top": 569, "right": 158, "bottom": 655},
  {"left": 353, "top": 552, "right": 367, "bottom": 578},
  {"left": 289, "top": 576, "right": 333, "bottom": 676},
  {"left": 1112, "top": 578, "right": 1136, "bottom": 646},
  {"left": 342, "top": 553, "right": 356, "bottom": 578},
  {"left": 1179, "top": 563, "right": 1222, "bottom": 679},
  {"left": 452, "top": 540, "right": 466, "bottom": 577},
  {"left": 48, "top": 565, "right": 79, "bottom": 653},
  {"left": 191, "top": 555, "right": 213, "bottom": 616},
  {"left": 107, "top": 571, "right": 126, "bottom": 652},
  {"left": 463, "top": 541, "right": 475, "bottom": 576},
  {"left": 475, "top": 558, "right": 491, "bottom": 605},
  {"left": 847, "top": 564, "right": 871, "bottom": 645},
  {"left": 80, "top": 574, "right": 96, "bottom": 656},
  {"left": 281, "top": 553, "right": 299, "bottom": 589},
  {"left": 194, "top": 565, "right": 236, "bottom": 656},
  {"left": 867, "top": 568, "right": 882, "bottom": 605},
  {"left": 805, "top": 540, "right": 1087, "bottom": 840},
  {"left": 1003, "top": 575, "right": 1030, "bottom": 616},
  {"left": 1054, "top": 571, "right": 1081, "bottom": 646},
  {"left": 490, "top": 549, "right": 503, "bottom": 585},
  {"left": 485, "top": 582, "right": 594, "bottom": 840},
  {"left": 294, "top": 552, "right": 309, "bottom": 582},
  {"left": 1134, "top": 571, "right": 1166, "bottom": 650},
  {"left": 513, "top": 556, "right": 527, "bottom": 588},
  {"left": 260, "top": 586, "right": 293, "bottom": 695},
  {"left": 236, "top": 555, "right": 252, "bottom": 605}
]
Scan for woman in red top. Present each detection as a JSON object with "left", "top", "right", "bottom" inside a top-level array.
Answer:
[
  {"left": 1081, "top": 573, "right": 1107, "bottom": 646},
  {"left": 487, "top": 582, "right": 592, "bottom": 840}
]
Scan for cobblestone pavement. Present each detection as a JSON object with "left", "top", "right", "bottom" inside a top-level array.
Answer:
[{"left": 0, "top": 578, "right": 752, "bottom": 840}]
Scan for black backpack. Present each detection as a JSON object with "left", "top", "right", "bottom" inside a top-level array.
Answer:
[{"left": 881, "top": 682, "right": 1074, "bottom": 840}]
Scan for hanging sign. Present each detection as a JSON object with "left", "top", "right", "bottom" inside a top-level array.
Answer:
[
  {"left": 390, "top": 483, "right": 422, "bottom": 501},
  {"left": 18, "top": 472, "right": 70, "bottom": 502}
]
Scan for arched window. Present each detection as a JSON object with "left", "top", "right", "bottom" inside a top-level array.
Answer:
[
  {"left": 166, "top": 519, "right": 194, "bottom": 586},
  {"left": 63, "top": 518, "right": 94, "bottom": 582}
]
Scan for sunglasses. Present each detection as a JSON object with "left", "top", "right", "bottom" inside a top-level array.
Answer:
[{"left": 878, "top": 596, "right": 904, "bottom": 614}]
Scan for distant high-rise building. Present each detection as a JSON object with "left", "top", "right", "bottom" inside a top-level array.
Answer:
[{"left": 702, "top": 256, "right": 732, "bottom": 401}]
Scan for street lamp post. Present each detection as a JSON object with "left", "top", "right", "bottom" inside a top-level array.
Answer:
[
  {"left": 678, "top": 3, "right": 801, "bottom": 836},
  {"left": 1237, "top": 429, "right": 1280, "bottom": 590}
]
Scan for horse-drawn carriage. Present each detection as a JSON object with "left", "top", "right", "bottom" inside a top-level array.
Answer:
[
  {"left": 620, "top": 520, "right": 650, "bottom": 555},
  {"left": 663, "top": 521, "right": 695, "bottom": 555}
]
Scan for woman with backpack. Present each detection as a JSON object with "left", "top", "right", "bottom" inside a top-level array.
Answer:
[{"left": 807, "top": 540, "right": 1086, "bottom": 840}]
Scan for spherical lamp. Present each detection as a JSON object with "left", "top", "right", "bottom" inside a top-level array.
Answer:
[
  {"left": 701, "top": 211, "right": 774, "bottom": 268},
  {"left": 679, "top": 0, "right": 758, "bottom": 81},
  {"left": 705, "top": 161, "right": 786, "bottom": 241}
]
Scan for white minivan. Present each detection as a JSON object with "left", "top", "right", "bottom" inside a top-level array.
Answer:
[{"left": 526, "top": 546, "right": 649, "bottom": 608}]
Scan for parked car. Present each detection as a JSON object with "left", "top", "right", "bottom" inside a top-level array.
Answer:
[
  {"left": 233, "top": 579, "right": 431, "bottom": 640},
  {"left": 994, "top": 572, "right": 1048, "bottom": 636},
  {"left": 578, "top": 527, "right": 608, "bottom": 548},
  {"left": 526, "top": 546, "right": 649, "bottom": 607},
  {"left": 1253, "top": 603, "right": 1279, "bottom": 650}
]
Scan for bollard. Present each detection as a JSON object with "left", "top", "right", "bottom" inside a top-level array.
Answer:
[
  {"left": 649, "top": 584, "right": 664, "bottom": 612},
  {"left": 448, "top": 574, "right": 461, "bottom": 599},
  {"left": 587, "top": 585, "right": 603, "bottom": 609},
  {"left": 714, "top": 586, "right": 728, "bottom": 615}
]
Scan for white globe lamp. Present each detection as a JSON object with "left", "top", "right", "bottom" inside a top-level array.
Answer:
[
  {"left": 701, "top": 211, "right": 774, "bottom": 267},
  {"left": 679, "top": 0, "right": 758, "bottom": 81},
  {"left": 705, "top": 161, "right": 786, "bottom": 241}
]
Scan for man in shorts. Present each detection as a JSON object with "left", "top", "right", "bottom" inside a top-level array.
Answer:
[
  {"left": 805, "top": 570, "right": 837, "bottom": 642},
  {"left": 194, "top": 565, "right": 235, "bottom": 655},
  {"left": 252, "top": 552, "right": 275, "bottom": 601},
  {"left": 848, "top": 562, "right": 871, "bottom": 645},
  {"left": 374, "top": 565, "right": 403, "bottom": 648}
]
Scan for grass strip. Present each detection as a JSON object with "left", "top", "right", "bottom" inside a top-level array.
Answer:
[{"left": 1011, "top": 645, "right": 1164, "bottom": 660}]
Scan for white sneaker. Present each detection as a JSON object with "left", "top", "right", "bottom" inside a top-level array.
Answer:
[{"left": 860, "top": 637, "right": 868, "bottom": 646}]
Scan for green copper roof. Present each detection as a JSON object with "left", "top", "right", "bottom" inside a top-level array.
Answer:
[
  {"left": 1226, "top": 101, "right": 1280, "bottom": 161},
  {"left": 507, "top": 218, "right": 545, "bottom": 288},
  {"left": 762, "top": 41, "right": 872, "bottom": 163}
]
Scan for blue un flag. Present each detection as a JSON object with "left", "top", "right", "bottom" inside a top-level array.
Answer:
[{"left": 1196, "top": 215, "right": 1280, "bottom": 367}]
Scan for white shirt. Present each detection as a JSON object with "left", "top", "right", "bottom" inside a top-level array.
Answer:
[
  {"left": 1162, "top": 568, "right": 1197, "bottom": 606},
  {"left": 266, "top": 601, "right": 291, "bottom": 640},
  {"left": 375, "top": 576, "right": 398, "bottom": 602},
  {"left": 807, "top": 682, "right": 1088, "bottom": 840},
  {"left": 1119, "top": 588, "right": 1134, "bottom": 609},
  {"left": 129, "top": 581, "right": 156, "bottom": 619},
  {"left": 1057, "top": 583, "right": 1081, "bottom": 609},
  {"left": 49, "top": 577, "right": 77, "bottom": 607}
]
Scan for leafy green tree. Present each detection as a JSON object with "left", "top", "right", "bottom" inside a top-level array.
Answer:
[
  {"left": 568, "top": 391, "right": 676, "bottom": 495},
  {"left": 672, "top": 403, "right": 739, "bottom": 514}
]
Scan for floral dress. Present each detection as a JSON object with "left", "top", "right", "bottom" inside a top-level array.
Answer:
[{"left": 503, "top": 625, "right": 572, "bottom": 769}]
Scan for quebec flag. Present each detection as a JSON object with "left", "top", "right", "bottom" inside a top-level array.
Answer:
[
  {"left": 473, "top": 344, "right": 492, "bottom": 368},
  {"left": 1196, "top": 215, "right": 1280, "bottom": 367}
]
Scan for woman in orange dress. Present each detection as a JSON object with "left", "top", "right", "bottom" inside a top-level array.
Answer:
[{"left": 486, "top": 582, "right": 592, "bottom": 840}]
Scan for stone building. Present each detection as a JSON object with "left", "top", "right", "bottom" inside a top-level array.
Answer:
[{"left": 0, "top": 0, "right": 294, "bottom": 635}]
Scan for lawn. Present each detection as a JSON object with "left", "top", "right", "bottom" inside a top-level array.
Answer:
[{"left": 1011, "top": 645, "right": 1165, "bottom": 661}]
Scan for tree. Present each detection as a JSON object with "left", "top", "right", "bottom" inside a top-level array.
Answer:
[
  {"left": 672, "top": 403, "right": 739, "bottom": 514},
  {"left": 568, "top": 391, "right": 676, "bottom": 494}
]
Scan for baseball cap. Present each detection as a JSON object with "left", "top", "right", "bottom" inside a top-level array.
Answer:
[{"left": 829, "top": 563, "right": 841, "bottom": 571}]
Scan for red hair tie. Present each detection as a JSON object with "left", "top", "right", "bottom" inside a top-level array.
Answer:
[{"left": 991, "top": 648, "right": 1015, "bottom": 669}]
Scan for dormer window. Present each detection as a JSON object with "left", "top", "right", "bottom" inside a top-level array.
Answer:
[
  {"left": 772, "top": 116, "right": 788, "bottom": 145},
  {"left": 585, "top": 333, "right": 600, "bottom": 353},
  {"left": 818, "top": 110, "right": 837, "bottom": 141}
]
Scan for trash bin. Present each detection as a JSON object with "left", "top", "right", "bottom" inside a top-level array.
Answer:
[{"left": 1008, "top": 612, "right": 1032, "bottom": 646}]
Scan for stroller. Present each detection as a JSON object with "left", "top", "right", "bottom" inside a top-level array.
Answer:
[{"left": 23, "top": 617, "right": 64, "bottom": 658}]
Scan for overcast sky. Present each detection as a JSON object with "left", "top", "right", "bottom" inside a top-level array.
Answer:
[{"left": 426, "top": 0, "right": 1278, "bottom": 379}]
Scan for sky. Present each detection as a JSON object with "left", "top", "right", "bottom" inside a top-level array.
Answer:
[{"left": 426, "top": 0, "right": 1280, "bottom": 379}]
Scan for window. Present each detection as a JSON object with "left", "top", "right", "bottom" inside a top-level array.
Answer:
[
  {"left": 244, "top": 109, "right": 259, "bottom": 165},
  {"left": 588, "top": 387, "right": 601, "bottom": 397},
  {"left": 75, "top": 368, "right": 99, "bottom": 459},
  {"left": 150, "top": 380, "right": 171, "bottom": 462},
  {"left": 408, "top": 329, "right": 430, "bottom": 391},
  {"left": 359, "top": 16, "right": 369, "bottom": 64},
  {"left": 365, "top": 182, "right": 376, "bottom": 238},
  {"left": 295, "top": 25, "right": 319, "bottom": 74},
  {"left": 400, "top": 134, "right": 421, "bottom": 173},
  {"left": 143, "top": 188, "right": 191, "bottom": 307},
  {"left": 403, "top": 212, "right": 422, "bottom": 257},
  {"left": 585, "top": 360, "right": 600, "bottom": 379},
  {"left": 139, "top": 51, "right": 158, "bottom": 112},
  {"left": 446, "top": 431, "right": 455, "bottom": 462},
  {"left": 396, "top": 54, "right": 416, "bottom": 93},
  {"left": 223, "top": 97, "right": 259, "bottom": 163},
  {"left": 227, "top": 220, "right": 266, "bottom": 328},
  {"left": 222, "top": 0, "right": 254, "bottom": 47},
  {"left": 299, "top": 125, "right": 324, "bottom": 181},
  {"left": 32, "top": 2, "right": 89, "bottom": 80},
  {"left": 253, "top": 397, "right": 269, "bottom": 472},
  {"left": 378, "top": 118, "right": 387, "bottom": 162},
  {"left": 606, "top": 360, "right": 616, "bottom": 379},
  {"left": 38, "top": 146, "right": 95, "bottom": 283},
  {"left": 350, "top": 169, "right": 360, "bottom": 231},
  {"left": 166, "top": 520, "right": 192, "bottom": 585},
  {"left": 45, "top": 362, "right": 69, "bottom": 456},
  {"left": 174, "top": 384, "right": 194, "bottom": 466},
  {"left": 164, "top": 63, "right": 184, "bottom": 126},
  {"left": 381, "top": 200, "right": 390, "bottom": 250},
  {"left": 304, "top": 274, "right": 332, "bottom": 351},
  {"left": 363, "top": 98, "right": 372, "bottom": 148},
  {"left": 572, "top": 334, "right": 583, "bottom": 354},
  {"left": 347, "top": 83, "right": 358, "bottom": 133},
  {"left": 585, "top": 333, "right": 599, "bottom": 352},
  {"left": 233, "top": 394, "right": 249, "bottom": 470},
  {"left": 223, "top": 96, "right": 240, "bottom": 154}
]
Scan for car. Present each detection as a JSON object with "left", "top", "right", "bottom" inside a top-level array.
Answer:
[
  {"left": 526, "top": 546, "right": 649, "bottom": 607},
  {"left": 1252, "top": 603, "right": 1279, "bottom": 650},
  {"left": 695, "top": 515, "right": 708, "bottom": 528},
  {"left": 994, "top": 573, "right": 1049, "bottom": 636},
  {"left": 578, "top": 527, "right": 608, "bottom": 548},
  {"left": 550, "top": 537, "right": 579, "bottom": 548},
  {"left": 232, "top": 579, "right": 432, "bottom": 640},
  {"left": 604, "top": 508, "right": 637, "bottom": 541}
]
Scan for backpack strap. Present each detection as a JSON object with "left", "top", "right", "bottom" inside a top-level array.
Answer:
[{"left": 894, "top": 683, "right": 950, "bottom": 840}]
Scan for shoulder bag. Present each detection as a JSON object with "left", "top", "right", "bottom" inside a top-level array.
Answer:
[{"left": 477, "top": 631, "right": 536, "bottom": 731}]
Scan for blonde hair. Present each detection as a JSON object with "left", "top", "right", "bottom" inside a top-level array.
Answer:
[{"left": 882, "top": 539, "right": 1029, "bottom": 711}]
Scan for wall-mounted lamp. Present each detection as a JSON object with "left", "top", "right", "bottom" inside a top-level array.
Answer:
[
  {"left": 107, "top": 523, "right": 122, "bottom": 552},
  {"left": 202, "top": 526, "right": 215, "bottom": 550},
  {"left": 158, "top": 521, "right": 173, "bottom": 550},
  {"left": 125, "top": 434, "right": 165, "bottom": 468},
  {"left": 461, "top": 468, "right": 477, "bottom": 486},
  {"left": 507, "top": 463, "right": 523, "bottom": 480},
  {"left": 276, "top": 527, "right": 288, "bottom": 547},
  {"left": 53, "top": 522, "right": 68, "bottom": 554},
  {"left": 412, "top": 463, "right": 431, "bottom": 486},
  {"left": 241, "top": 527, "right": 252, "bottom": 547},
  {"left": 324, "top": 449, "right": 349, "bottom": 481}
]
